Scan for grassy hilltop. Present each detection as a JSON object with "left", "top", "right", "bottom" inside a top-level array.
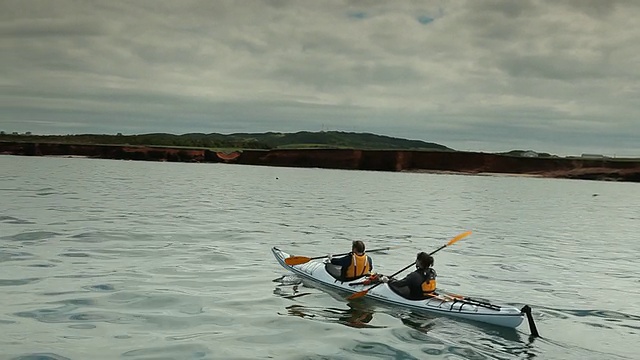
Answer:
[{"left": 0, "top": 131, "right": 453, "bottom": 151}]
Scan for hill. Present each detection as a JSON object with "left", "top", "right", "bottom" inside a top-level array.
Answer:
[{"left": 0, "top": 131, "right": 453, "bottom": 151}]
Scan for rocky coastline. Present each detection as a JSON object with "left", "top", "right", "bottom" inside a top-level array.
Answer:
[{"left": 1, "top": 141, "right": 639, "bottom": 182}]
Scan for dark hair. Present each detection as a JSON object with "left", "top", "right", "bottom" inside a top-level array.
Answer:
[
  {"left": 416, "top": 252, "right": 434, "bottom": 269},
  {"left": 352, "top": 240, "right": 365, "bottom": 254}
]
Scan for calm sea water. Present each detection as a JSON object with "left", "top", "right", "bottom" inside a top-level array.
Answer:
[{"left": 1, "top": 155, "right": 639, "bottom": 360}]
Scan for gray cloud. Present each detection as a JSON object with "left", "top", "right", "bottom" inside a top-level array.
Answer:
[{"left": 0, "top": 0, "right": 638, "bottom": 156}]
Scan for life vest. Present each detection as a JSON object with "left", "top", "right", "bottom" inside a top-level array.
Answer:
[
  {"left": 346, "top": 253, "right": 371, "bottom": 279},
  {"left": 421, "top": 268, "right": 437, "bottom": 295}
]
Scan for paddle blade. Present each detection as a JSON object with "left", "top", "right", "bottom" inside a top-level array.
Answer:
[
  {"left": 347, "top": 290, "right": 368, "bottom": 300},
  {"left": 447, "top": 230, "right": 472, "bottom": 246},
  {"left": 284, "top": 256, "right": 312, "bottom": 266}
]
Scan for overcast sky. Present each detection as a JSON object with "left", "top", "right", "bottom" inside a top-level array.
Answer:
[{"left": 1, "top": 0, "right": 639, "bottom": 156}]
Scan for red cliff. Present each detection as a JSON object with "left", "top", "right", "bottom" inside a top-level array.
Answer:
[{"left": 1, "top": 141, "right": 639, "bottom": 182}]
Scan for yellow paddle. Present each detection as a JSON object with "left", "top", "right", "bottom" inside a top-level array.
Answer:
[
  {"left": 285, "top": 246, "right": 402, "bottom": 266},
  {"left": 347, "top": 231, "right": 472, "bottom": 300}
]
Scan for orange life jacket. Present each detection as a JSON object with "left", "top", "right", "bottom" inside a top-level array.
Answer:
[
  {"left": 421, "top": 268, "right": 437, "bottom": 295},
  {"left": 346, "top": 253, "right": 371, "bottom": 279}
]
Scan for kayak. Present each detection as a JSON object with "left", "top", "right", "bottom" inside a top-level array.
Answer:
[{"left": 272, "top": 246, "right": 525, "bottom": 329}]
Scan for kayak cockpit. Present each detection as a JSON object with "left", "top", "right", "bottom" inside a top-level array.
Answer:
[{"left": 325, "top": 263, "right": 342, "bottom": 280}]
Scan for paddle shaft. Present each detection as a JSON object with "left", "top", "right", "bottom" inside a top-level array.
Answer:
[
  {"left": 365, "top": 243, "right": 448, "bottom": 291},
  {"left": 284, "top": 246, "right": 402, "bottom": 266},
  {"left": 310, "top": 246, "right": 394, "bottom": 261}
]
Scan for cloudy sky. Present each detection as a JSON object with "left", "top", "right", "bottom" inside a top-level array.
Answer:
[{"left": 1, "top": 0, "right": 639, "bottom": 156}]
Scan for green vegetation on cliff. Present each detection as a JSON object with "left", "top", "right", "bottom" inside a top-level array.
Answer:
[{"left": 0, "top": 131, "right": 453, "bottom": 151}]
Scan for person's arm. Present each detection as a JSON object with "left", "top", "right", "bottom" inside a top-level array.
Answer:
[
  {"left": 368, "top": 256, "right": 373, "bottom": 271},
  {"left": 389, "top": 272, "right": 415, "bottom": 287},
  {"left": 330, "top": 254, "right": 352, "bottom": 266}
]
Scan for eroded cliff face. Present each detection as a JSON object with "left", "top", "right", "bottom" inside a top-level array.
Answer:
[
  {"left": 0, "top": 142, "right": 207, "bottom": 163},
  {"left": 1, "top": 141, "right": 639, "bottom": 182}
]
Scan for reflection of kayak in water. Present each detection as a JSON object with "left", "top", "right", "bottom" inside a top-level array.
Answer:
[
  {"left": 283, "top": 303, "right": 380, "bottom": 329},
  {"left": 272, "top": 247, "right": 532, "bottom": 330}
]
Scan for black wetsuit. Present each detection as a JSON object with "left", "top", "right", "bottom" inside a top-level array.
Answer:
[{"left": 388, "top": 268, "right": 436, "bottom": 300}]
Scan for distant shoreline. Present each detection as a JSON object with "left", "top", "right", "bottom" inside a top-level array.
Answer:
[{"left": 1, "top": 141, "right": 639, "bottom": 183}]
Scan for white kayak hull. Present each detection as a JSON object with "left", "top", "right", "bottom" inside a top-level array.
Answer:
[{"left": 272, "top": 247, "right": 524, "bottom": 329}]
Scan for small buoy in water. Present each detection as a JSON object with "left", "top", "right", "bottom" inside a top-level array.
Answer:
[
  {"left": 592, "top": 193, "right": 599, "bottom": 197},
  {"left": 276, "top": 177, "right": 279, "bottom": 180}
]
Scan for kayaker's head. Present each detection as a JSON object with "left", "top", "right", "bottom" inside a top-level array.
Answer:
[
  {"left": 416, "top": 252, "right": 434, "bottom": 270},
  {"left": 352, "top": 240, "right": 365, "bottom": 255}
]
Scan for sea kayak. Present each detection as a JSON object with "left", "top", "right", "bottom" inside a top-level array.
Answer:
[{"left": 272, "top": 246, "right": 525, "bottom": 329}]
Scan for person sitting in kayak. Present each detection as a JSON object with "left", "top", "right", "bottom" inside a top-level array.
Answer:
[
  {"left": 326, "top": 240, "right": 373, "bottom": 281},
  {"left": 381, "top": 252, "right": 436, "bottom": 300}
]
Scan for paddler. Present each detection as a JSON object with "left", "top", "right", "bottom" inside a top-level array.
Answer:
[
  {"left": 328, "top": 240, "right": 373, "bottom": 281},
  {"left": 380, "top": 252, "right": 437, "bottom": 300}
]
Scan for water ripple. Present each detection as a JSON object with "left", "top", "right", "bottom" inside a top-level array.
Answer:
[
  {"left": 0, "top": 278, "right": 41, "bottom": 286},
  {"left": 0, "top": 216, "right": 35, "bottom": 225},
  {"left": 553, "top": 308, "right": 640, "bottom": 321},
  {"left": 0, "top": 251, "right": 35, "bottom": 262},
  {"left": 10, "top": 353, "right": 71, "bottom": 360},
  {"left": 120, "top": 344, "right": 211, "bottom": 359},
  {"left": 12, "top": 305, "right": 129, "bottom": 325},
  {"left": 83, "top": 284, "right": 116, "bottom": 292},
  {"left": 1, "top": 231, "right": 60, "bottom": 242},
  {"left": 346, "top": 341, "right": 419, "bottom": 359}
]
